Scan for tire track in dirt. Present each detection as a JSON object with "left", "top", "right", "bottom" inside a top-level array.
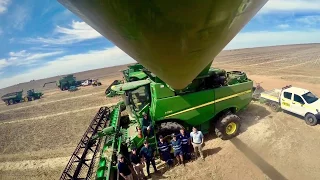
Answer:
[
  {"left": 0, "top": 103, "right": 117, "bottom": 125},
  {"left": 255, "top": 60, "right": 317, "bottom": 75},
  {"left": 0, "top": 156, "right": 69, "bottom": 171},
  {"left": 0, "top": 91, "right": 105, "bottom": 114}
]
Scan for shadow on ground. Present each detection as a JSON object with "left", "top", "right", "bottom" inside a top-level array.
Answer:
[
  {"left": 231, "top": 137, "right": 288, "bottom": 180},
  {"left": 238, "top": 102, "right": 271, "bottom": 134}
]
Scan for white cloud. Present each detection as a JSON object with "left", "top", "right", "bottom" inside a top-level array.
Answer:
[
  {"left": 261, "top": 0, "right": 320, "bottom": 13},
  {"left": 8, "top": 5, "right": 30, "bottom": 30},
  {"left": 0, "top": 0, "right": 10, "bottom": 14},
  {"left": 26, "top": 21, "right": 103, "bottom": 45},
  {"left": 277, "top": 24, "right": 290, "bottom": 29},
  {"left": 0, "top": 50, "right": 63, "bottom": 70},
  {"left": 296, "top": 16, "right": 320, "bottom": 25},
  {"left": 226, "top": 30, "right": 320, "bottom": 50},
  {"left": 0, "top": 46, "right": 135, "bottom": 88}
]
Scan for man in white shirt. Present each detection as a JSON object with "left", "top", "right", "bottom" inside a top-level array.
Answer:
[{"left": 190, "top": 127, "right": 204, "bottom": 160}]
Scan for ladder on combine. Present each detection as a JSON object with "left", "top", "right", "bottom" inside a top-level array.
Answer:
[{"left": 60, "top": 106, "right": 111, "bottom": 180}]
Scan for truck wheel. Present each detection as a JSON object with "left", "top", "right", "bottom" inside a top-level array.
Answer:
[
  {"left": 270, "top": 102, "right": 280, "bottom": 112},
  {"left": 215, "top": 113, "right": 241, "bottom": 140},
  {"left": 305, "top": 114, "right": 318, "bottom": 126},
  {"left": 157, "top": 122, "right": 184, "bottom": 140}
]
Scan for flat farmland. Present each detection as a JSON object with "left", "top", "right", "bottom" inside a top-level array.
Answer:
[
  {"left": 1, "top": 44, "right": 320, "bottom": 180},
  {"left": 214, "top": 44, "right": 320, "bottom": 84}
]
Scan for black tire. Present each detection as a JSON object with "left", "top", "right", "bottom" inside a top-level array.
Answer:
[
  {"left": 305, "top": 114, "right": 318, "bottom": 126},
  {"left": 157, "top": 122, "right": 184, "bottom": 141},
  {"left": 9, "top": 99, "right": 13, "bottom": 105},
  {"left": 270, "top": 102, "right": 280, "bottom": 112},
  {"left": 215, "top": 113, "right": 241, "bottom": 140}
]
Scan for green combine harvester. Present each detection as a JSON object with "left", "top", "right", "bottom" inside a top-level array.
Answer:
[
  {"left": 1, "top": 89, "right": 43, "bottom": 105},
  {"left": 57, "top": 0, "right": 268, "bottom": 179},
  {"left": 105, "top": 63, "right": 147, "bottom": 97},
  {"left": 43, "top": 74, "right": 82, "bottom": 91}
]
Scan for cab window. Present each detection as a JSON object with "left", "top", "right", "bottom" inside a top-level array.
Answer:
[
  {"left": 283, "top": 92, "right": 292, "bottom": 100},
  {"left": 294, "top": 94, "right": 304, "bottom": 104}
]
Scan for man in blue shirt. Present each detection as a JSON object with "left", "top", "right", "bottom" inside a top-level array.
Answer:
[
  {"left": 190, "top": 126, "right": 204, "bottom": 160},
  {"left": 171, "top": 133, "right": 185, "bottom": 166},
  {"left": 141, "top": 112, "right": 154, "bottom": 138},
  {"left": 177, "top": 128, "right": 191, "bottom": 161},
  {"left": 117, "top": 154, "right": 133, "bottom": 180},
  {"left": 140, "top": 140, "right": 158, "bottom": 177},
  {"left": 157, "top": 135, "right": 173, "bottom": 168}
]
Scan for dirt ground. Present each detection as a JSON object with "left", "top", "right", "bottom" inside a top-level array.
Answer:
[{"left": 1, "top": 44, "right": 320, "bottom": 180}]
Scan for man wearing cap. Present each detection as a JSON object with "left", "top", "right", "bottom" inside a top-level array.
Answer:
[
  {"left": 157, "top": 135, "right": 174, "bottom": 168},
  {"left": 130, "top": 147, "right": 145, "bottom": 180},
  {"left": 140, "top": 140, "right": 158, "bottom": 177},
  {"left": 117, "top": 154, "right": 134, "bottom": 180},
  {"left": 141, "top": 112, "right": 154, "bottom": 138},
  {"left": 171, "top": 133, "right": 185, "bottom": 166},
  {"left": 177, "top": 128, "right": 191, "bottom": 161},
  {"left": 190, "top": 127, "right": 204, "bottom": 160}
]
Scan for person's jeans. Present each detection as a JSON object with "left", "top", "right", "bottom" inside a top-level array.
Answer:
[
  {"left": 125, "top": 173, "right": 133, "bottom": 180},
  {"left": 133, "top": 163, "right": 145, "bottom": 180},
  {"left": 145, "top": 158, "right": 157, "bottom": 175},
  {"left": 142, "top": 126, "right": 154, "bottom": 138},
  {"left": 192, "top": 143, "right": 204, "bottom": 159}
]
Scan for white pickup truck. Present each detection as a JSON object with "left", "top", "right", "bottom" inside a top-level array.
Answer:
[{"left": 260, "top": 85, "right": 320, "bottom": 126}]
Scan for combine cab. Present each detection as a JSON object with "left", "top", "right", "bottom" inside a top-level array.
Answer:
[{"left": 105, "top": 63, "right": 147, "bottom": 97}]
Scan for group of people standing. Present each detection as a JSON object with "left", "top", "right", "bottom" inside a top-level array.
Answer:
[
  {"left": 158, "top": 127, "right": 205, "bottom": 168},
  {"left": 117, "top": 126, "right": 205, "bottom": 180}
]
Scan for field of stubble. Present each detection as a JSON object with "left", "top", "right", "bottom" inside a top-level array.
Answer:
[{"left": 1, "top": 44, "right": 320, "bottom": 180}]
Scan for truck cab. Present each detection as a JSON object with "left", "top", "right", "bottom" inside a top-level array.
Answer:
[{"left": 280, "top": 86, "right": 320, "bottom": 125}]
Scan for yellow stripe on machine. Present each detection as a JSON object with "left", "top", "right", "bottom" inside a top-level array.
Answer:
[{"left": 164, "top": 89, "right": 252, "bottom": 118}]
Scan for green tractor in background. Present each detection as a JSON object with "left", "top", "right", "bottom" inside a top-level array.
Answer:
[
  {"left": 1, "top": 89, "right": 43, "bottom": 105},
  {"left": 105, "top": 63, "right": 148, "bottom": 97},
  {"left": 43, "top": 74, "right": 82, "bottom": 91}
]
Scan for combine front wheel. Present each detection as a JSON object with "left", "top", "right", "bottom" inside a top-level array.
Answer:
[
  {"left": 215, "top": 113, "right": 241, "bottom": 140},
  {"left": 157, "top": 122, "right": 184, "bottom": 140},
  {"left": 24, "top": 97, "right": 29, "bottom": 102}
]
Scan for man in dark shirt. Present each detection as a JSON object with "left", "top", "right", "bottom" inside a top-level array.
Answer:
[
  {"left": 157, "top": 135, "right": 173, "bottom": 168},
  {"left": 171, "top": 133, "right": 185, "bottom": 166},
  {"left": 141, "top": 112, "right": 154, "bottom": 138},
  {"left": 140, "top": 140, "right": 158, "bottom": 177},
  {"left": 129, "top": 148, "right": 145, "bottom": 180},
  {"left": 177, "top": 128, "right": 191, "bottom": 161},
  {"left": 117, "top": 154, "right": 133, "bottom": 180}
]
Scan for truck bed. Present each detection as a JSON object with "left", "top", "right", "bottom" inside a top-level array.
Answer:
[{"left": 260, "top": 89, "right": 281, "bottom": 102}]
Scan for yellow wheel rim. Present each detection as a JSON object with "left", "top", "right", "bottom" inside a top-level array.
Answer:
[
  {"left": 226, "top": 122, "right": 237, "bottom": 135},
  {"left": 24, "top": 97, "right": 28, "bottom": 102}
]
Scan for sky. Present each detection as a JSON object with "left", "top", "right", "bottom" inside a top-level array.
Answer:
[{"left": 0, "top": 0, "right": 320, "bottom": 88}]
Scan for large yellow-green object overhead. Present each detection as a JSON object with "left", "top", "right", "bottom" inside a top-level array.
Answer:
[{"left": 57, "top": 0, "right": 268, "bottom": 89}]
